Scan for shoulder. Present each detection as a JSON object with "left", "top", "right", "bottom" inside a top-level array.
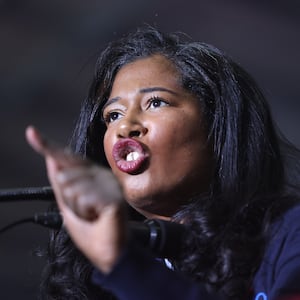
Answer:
[
  {"left": 268, "top": 203, "right": 300, "bottom": 260},
  {"left": 272, "top": 203, "right": 300, "bottom": 239},
  {"left": 279, "top": 203, "right": 300, "bottom": 221},
  {"left": 252, "top": 203, "right": 300, "bottom": 298}
]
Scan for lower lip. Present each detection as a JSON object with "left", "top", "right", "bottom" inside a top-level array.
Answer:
[
  {"left": 112, "top": 139, "right": 148, "bottom": 174},
  {"left": 116, "top": 158, "right": 146, "bottom": 174}
]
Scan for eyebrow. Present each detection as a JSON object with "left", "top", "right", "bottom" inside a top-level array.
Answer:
[
  {"left": 139, "top": 86, "right": 178, "bottom": 95},
  {"left": 103, "top": 86, "right": 178, "bottom": 111}
]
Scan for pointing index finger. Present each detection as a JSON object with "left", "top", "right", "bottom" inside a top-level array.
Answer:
[{"left": 25, "top": 125, "right": 78, "bottom": 166}]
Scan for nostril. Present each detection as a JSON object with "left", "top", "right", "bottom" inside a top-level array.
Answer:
[{"left": 129, "top": 130, "right": 141, "bottom": 137}]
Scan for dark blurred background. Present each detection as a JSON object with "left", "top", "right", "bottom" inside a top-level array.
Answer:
[{"left": 0, "top": 0, "right": 299, "bottom": 298}]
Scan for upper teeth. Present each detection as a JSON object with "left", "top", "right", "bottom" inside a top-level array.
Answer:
[{"left": 126, "top": 151, "right": 139, "bottom": 161}]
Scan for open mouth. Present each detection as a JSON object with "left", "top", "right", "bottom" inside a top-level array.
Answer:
[{"left": 112, "top": 138, "right": 149, "bottom": 174}]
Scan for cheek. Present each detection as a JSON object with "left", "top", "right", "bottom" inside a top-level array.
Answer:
[
  {"left": 103, "top": 131, "right": 114, "bottom": 166},
  {"left": 156, "top": 113, "right": 203, "bottom": 147}
]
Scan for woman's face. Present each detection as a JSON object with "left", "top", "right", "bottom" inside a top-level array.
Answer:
[{"left": 103, "top": 55, "right": 212, "bottom": 218}]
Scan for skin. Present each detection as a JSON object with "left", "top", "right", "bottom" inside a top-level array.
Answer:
[
  {"left": 26, "top": 54, "right": 212, "bottom": 273},
  {"left": 26, "top": 127, "right": 126, "bottom": 273},
  {"left": 103, "top": 55, "right": 212, "bottom": 219}
]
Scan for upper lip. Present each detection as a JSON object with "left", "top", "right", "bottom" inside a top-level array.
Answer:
[{"left": 112, "top": 138, "right": 149, "bottom": 174}]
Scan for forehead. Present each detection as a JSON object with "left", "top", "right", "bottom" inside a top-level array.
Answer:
[{"left": 110, "top": 55, "right": 182, "bottom": 93}]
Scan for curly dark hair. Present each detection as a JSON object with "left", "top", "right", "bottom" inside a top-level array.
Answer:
[{"left": 39, "top": 26, "right": 300, "bottom": 299}]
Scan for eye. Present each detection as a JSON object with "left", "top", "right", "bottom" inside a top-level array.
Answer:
[
  {"left": 103, "top": 111, "right": 122, "bottom": 124},
  {"left": 148, "top": 96, "right": 169, "bottom": 109}
]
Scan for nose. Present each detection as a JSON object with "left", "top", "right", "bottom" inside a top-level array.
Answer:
[{"left": 117, "top": 114, "right": 148, "bottom": 139}]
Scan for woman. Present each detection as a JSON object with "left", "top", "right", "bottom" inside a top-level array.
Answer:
[{"left": 26, "top": 26, "right": 300, "bottom": 299}]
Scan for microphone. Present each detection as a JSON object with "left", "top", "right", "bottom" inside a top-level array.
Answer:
[
  {"left": 34, "top": 212, "right": 186, "bottom": 259},
  {"left": 0, "top": 186, "right": 54, "bottom": 201},
  {"left": 128, "top": 218, "right": 186, "bottom": 259},
  {"left": 0, "top": 187, "right": 187, "bottom": 258}
]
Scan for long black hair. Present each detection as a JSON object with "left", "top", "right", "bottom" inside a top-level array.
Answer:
[{"left": 39, "top": 26, "right": 300, "bottom": 299}]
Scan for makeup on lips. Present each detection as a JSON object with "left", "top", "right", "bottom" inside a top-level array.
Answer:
[{"left": 112, "top": 138, "right": 149, "bottom": 174}]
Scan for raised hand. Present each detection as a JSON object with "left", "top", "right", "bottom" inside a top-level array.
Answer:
[{"left": 26, "top": 126, "right": 127, "bottom": 273}]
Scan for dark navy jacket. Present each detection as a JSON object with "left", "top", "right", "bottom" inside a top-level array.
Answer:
[{"left": 92, "top": 205, "right": 300, "bottom": 300}]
